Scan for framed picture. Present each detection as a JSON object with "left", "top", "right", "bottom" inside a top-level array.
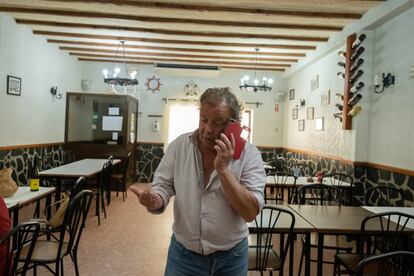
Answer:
[
  {"left": 321, "top": 90, "right": 330, "bottom": 106},
  {"left": 289, "top": 89, "right": 295, "bottom": 100},
  {"left": 311, "top": 75, "right": 319, "bottom": 91},
  {"left": 307, "top": 107, "right": 314, "bottom": 120},
  {"left": 316, "top": 117, "right": 324, "bottom": 131},
  {"left": 7, "top": 75, "right": 21, "bottom": 96},
  {"left": 298, "top": 119, "right": 305, "bottom": 131},
  {"left": 292, "top": 108, "right": 298, "bottom": 120}
]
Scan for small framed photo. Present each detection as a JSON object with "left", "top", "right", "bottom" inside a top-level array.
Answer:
[
  {"left": 292, "top": 108, "right": 298, "bottom": 120},
  {"left": 298, "top": 119, "right": 305, "bottom": 131},
  {"left": 321, "top": 90, "right": 330, "bottom": 106},
  {"left": 7, "top": 75, "right": 21, "bottom": 96},
  {"left": 316, "top": 117, "right": 324, "bottom": 131},
  {"left": 311, "top": 75, "right": 319, "bottom": 91},
  {"left": 307, "top": 107, "right": 314, "bottom": 120},
  {"left": 289, "top": 89, "right": 295, "bottom": 100}
]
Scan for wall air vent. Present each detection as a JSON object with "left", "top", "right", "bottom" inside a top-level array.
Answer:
[{"left": 154, "top": 63, "right": 221, "bottom": 78}]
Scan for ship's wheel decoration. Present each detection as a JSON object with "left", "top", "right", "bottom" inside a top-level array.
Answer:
[
  {"left": 184, "top": 81, "right": 200, "bottom": 97},
  {"left": 146, "top": 76, "right": 162, "bottom": 93}
]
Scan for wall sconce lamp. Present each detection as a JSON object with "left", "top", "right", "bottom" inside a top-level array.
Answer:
[
  {"left": 50, "top": 86, "right": 62, "bottom": 99},
  {"left": 374, "top": 73, "right": 395, "bottom": 94}
]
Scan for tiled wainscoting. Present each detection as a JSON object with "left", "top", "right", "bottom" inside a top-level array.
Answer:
[
  {"left": 0, "top": 144, "right": 65, "bottom": 186},
  {"left": 135, "top": 142, "right": 164, "bottom": 183}
]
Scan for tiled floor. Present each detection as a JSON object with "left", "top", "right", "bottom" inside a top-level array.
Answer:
[{"left": 27, "top": 189, "right": 344, "bottom": 275}]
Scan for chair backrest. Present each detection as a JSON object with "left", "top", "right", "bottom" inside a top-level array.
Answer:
[
  {"left": 250, "top": 206, "right": 295, "bottom": 271},
  {"left": 99, "top": 157, "right": 113, "bottom": 190},
  {"left": 121, "top": 152, "right": 132, "bottom": 183},
  {"left": 61, "top": 190, "right": 93, "bottom": 256},
  {"left": 359, "top": 211, "right": 414, "bottom": 255},
  {"left": 41, "top": 153, "right": 55, "bottom": 170},
  {"left": 69, "top": 177, "right": 86, "bottom": 201},
  {"left": 63, "top": 151, "right": 75, "bottom": 165},
  {"left": 298, "top": 183, "right": 343, "bottom": 205},
  {"left": 365, "top": 185, "right": 405, "bottom": 207},
  {"left": 265, "top": 171, "right": 296, "bottom": 204},
  {"left": 266, "top": 157, "right": 287, "bottom": 174},
  {"left": 0, "top": 222, "right": 40, "bottom": 276},
  {"left": 321, "top": 173, "right": 354, "bottom": 187},
  {"left": 288, "top": 163, "right": 314, "bottom": 177},
  {"left": 355, "top": 250, "right": 414, "bottom": 276}
]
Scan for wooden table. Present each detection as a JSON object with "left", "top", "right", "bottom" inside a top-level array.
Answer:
[
  {"left": 39, "top": 158, "right": 120, "bottom": 218},
  {"left": 288, "top": 205, "right": 414, "bottom": 276},
  {"left": 248, "top": 205, "right": 315, "bottom": 276}
]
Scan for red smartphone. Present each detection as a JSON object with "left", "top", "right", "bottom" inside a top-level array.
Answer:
[{"left": 223, "top": 119, "right": 251, "bottom": 160}]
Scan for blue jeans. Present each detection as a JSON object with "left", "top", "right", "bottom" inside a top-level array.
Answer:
[{"left": 165, "top": 235, "right": 248, "bottom": 276}]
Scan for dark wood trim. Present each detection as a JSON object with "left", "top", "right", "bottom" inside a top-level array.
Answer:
[
  {"left": 257, "top": 145, "right": 284, "bottom": 150},
  {"left": 34, "top": 31, "right": 317, "bottom": 50},
  {"left": 50, "top": 40, "right": 310, "bottom": 54},
  {"left": 137, "top": 141, "right": 164, "bottom": 146},
  {"left": 0, "top": 142, "right": 64, "bottom": 151},
  {"left": 70, "top": 52, "right": 292, "bottom": 67},
  {"left": 16, "top": 19, "right": 342, "bottom": 32},
  {"left": 285, "top": 147, "right": 354, "bottom": 165},
  {"left": 41, "top": 0, "right": 362, "bottom": 19},
  {"left": 363, "top": 162, "right": 414, "bottom": 177},
  {"left": 61, "top": 47, "right": 299, "bottom": 62}
]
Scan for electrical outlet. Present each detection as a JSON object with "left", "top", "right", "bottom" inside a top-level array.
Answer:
[{"left": 410, "top": 65, "right": 414, "bottom": 79}]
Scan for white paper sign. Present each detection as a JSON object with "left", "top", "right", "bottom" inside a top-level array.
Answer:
[
  {"left": 112, "top": 132, "right": 118, "bottom": 140},
  {"left": 108, "top": 107, "right": 120, "bottom": 115},
  {"left": 102, "top": 116, "right": 123, "bottom": 131}
]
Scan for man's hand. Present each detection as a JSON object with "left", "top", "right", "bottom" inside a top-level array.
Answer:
[
  {"left": 129, "top": 184, "right": 163, "bottom": 210},
  {"left": 214, "top": 133, "right": 235, "bottom": 173}
]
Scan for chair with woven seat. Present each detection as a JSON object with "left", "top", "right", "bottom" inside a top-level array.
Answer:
[
  {"left": 20, "top": 190, "right": 93, "bottom": 276},
  {"left": 111, "top": 152, "right": 132, "bottom": 201},
  {"left": 297, "top": 184, "right": 353, "bottom": 275},
  {"left": 248, "top": 205, "right": 295, "bottom": 276},
  {"left": 0, "top": 222, "right": 40, "bottom": 276},
  {"left": 334, "top": 211, "right": 414, "bottom": 276},
  {"left": 365, "top": 185, "right": 405, "bottom": 207},
  {"left": 321, "top": 173, "right": 354, "bottom": 205},
  {"left": 355, "top": 250, "right": 414, "bottom": 276}
]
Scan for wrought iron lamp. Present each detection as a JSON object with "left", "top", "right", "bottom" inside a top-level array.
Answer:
[
  {"left": 102, "top": 41, "right": 138, "bottom": 89},
  {"left": 239, "top": 48, "right": 273, "bottom": 92}
]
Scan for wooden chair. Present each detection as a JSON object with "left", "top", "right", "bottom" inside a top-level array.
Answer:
[
  {"left": 21, "top": 190, "right": 93, "bottom": 276},
  {"left": 355, "top": 250, "right": 414, "bottom": 276},
  {"left": 265, "top": 171, "right": 296, "bottom": 204},
  {"left": 298, "top": 184, "right": 353, "bottom": 275},
  {"left": 334, "top": 211, "right": 414, "bottom": 276},
  {"left": 365, "top": 185, "right": 405, "bottom": 207},
  {"left": 111, "top": 152, "right": 132, "bottom": 201},
  {"left": 248, "top": 206, "right": 295, "bottom": 276},
  {"left": 0, "top": 222, "right": 40, "bottom": 276}
]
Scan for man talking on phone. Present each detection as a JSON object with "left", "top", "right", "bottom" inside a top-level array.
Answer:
[{"left": 130, "top": 87, "right": 266, "bottom": 276}]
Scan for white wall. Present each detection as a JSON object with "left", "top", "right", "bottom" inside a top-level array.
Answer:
[
  {"left": 79, "top": 61, "right": 287, "bottom": 147},
  {"left": 0, "top": 13, "right": 82, "bottom": 146},
  {"left": 367, "top": 7, "right": 414, "bottom": 170}
]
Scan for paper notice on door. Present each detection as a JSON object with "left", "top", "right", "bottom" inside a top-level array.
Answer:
[{"left": 112, "top": 132, "right": 118, "bottom": 140}]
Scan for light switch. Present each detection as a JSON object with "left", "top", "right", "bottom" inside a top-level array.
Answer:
[{"left": 410, "top": 65, "right": 414, "bottom": 79}]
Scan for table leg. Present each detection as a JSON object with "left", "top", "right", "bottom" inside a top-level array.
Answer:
[
  {"left": 289, "top": 233, "right": 294, "bottom": 276},
  {"left": 317, "top": 233, "right": 324, "bottom": 276},
  {"left": 304, "top": 233, "right": 310, "bottom": 276}
]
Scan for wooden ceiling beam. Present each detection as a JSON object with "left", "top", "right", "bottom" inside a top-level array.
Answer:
[
  {"left": 77, "top": 58, "right": 286, "bottom": 72},
  {"left": 34, "top": 31, "right": 317, "bottom": 50},
  {"left": 43, "top": 0, "right": 363, "bottom": 19},
  {"left": 16, "top": 18, "right": 341, "bottom": 32},
  {"left": 0, "top": 6, "right": 340, "bottom": 31},
  {"left": 49, "top": 40, "right": 308, "bottom": 56},
  {"left": 70, "top": 52, "right": 291, "bottom": 67},
  {"left": 60, "top": 46, "right": 299, "bottom": 62}
]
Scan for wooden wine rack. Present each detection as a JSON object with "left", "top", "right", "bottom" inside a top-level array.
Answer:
[{"left": 342, "top": 33, "right": 356, "bottom": 130}]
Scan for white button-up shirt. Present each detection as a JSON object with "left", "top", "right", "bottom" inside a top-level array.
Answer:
[{"left": 150, "top": 130, "right": 266, "bottom": 255}]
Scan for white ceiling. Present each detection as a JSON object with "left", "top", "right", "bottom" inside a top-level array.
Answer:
[{"left": 0, "top": 0, "right": 384, "bottom": 72}]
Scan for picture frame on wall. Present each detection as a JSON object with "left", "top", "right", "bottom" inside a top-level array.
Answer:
[
  {"left": 311, "top": 75, "right": 319, "bottom": 91},
  {"left": 298, "top": 119, "right": 305, "bottom": 131},
  {"left": 316, "top": 117, "right": 324, "bottom": 131},
  {"left": 292, "top": 108, "right": 298, "bottom": 120},
  {"left": 321, "top": 90, "right": 331, "bottom": 106},
  {"left": 289, "top": 89, "right": 295, "bottom": 100},
  {"left": 307, "top": 107, "right": 314, "bottom": 120},
  {"left": 6, "top": 75, "right": 21, "bottom": 96}
]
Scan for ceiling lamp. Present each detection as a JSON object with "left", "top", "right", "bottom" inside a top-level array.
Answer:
[
  {"left": 102, "top": 41, "right": 138, "bottom": 89},
  {"left": 239, "top": 48, "right": 273, "bottom": 92}
]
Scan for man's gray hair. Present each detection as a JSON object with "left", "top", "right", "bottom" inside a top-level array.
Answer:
[{"left": 199, "top": 87, "right": 243, "bottom": 121}]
